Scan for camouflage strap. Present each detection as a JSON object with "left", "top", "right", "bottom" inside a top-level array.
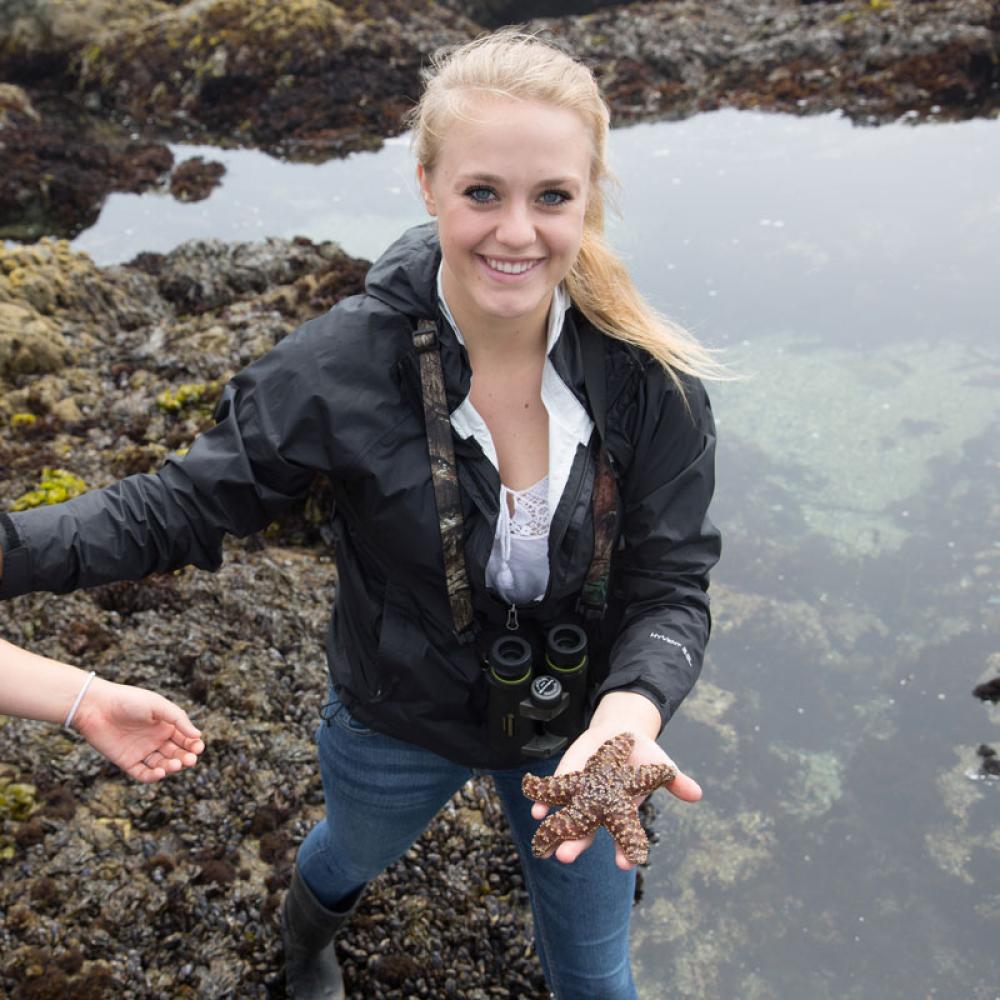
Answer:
[
  {"left": 413, "top": 320, "right": 476, "bottom": 642},
  {"left": 578, "top": 445, "right": 617, "bottom": 618},
  {"left": 577, "top": 325, "right": 619, "bottom": 619},
  {"left": 414, "top": 318, "right": 618, "bottom": 635}
]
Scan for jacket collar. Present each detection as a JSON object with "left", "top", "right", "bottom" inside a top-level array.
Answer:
[
  {"left": 434, "top": 264, "right": 592, "bottom": 516},
  {"left": 364, "top": 221, "right": 441, "bottom": 320}
]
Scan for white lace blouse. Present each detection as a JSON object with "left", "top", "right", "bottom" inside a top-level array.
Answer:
[
  {"left": 436, "top": 266, "right": 594, "bottom": 607},
  {"left": 486, "top": 476, "right": 551, "bottom": 604}
]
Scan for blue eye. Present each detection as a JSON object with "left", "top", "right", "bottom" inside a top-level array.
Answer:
[
  {"left": 464, "top": 186, "right": 496, "bottom": 204},
  {"left": 539, "top": 189, "right": 571, "bottom": 206}
]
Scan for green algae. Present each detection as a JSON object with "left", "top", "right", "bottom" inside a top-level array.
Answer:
[
  {"left": 0, "top": 777, "right": 37, "bottom": 823},
  {"left": 155, "top": 380, "right": 221, "bottom": 414},
  {"left": 770, "top": 744, "right": 845, "bottom": 820},
  {"left": 680, "top": 679, "right": 741, "bottom": 751},
  {"left": 714, "top": 336, "right": 999, "bottom": 557},
  {"left": 11, "top": 468, "right": 88, "bottom": 511}
]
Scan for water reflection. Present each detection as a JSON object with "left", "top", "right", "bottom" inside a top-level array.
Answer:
[
  {"left": 72, "top": 110, "right": 1000, "bottom": 998},
  {"left": 72, "top": 133, "right": 427, "bottom": 266}
]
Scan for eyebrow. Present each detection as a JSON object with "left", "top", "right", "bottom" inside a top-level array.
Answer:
[{"left": 456, "top": 172, "right": 583, "bottom": 189}]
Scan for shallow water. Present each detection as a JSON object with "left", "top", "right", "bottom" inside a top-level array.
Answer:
[{"left": 72, "top": 109, "right": 1000, "bottom": 998}]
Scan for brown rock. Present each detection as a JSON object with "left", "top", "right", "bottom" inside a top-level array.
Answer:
[
  {"left": 0, "top": 303, "right": 71, "bottom": 376},
  {"left": 169, "top": 157, "right": 227, "bottom": 202}
]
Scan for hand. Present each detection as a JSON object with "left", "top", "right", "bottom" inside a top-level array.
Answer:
[
  {"left": 72, "top": 678, "right": 205, "bottom": 783},
  {"left": 527, "top": 692, "right": 702, "bottom": 870}
]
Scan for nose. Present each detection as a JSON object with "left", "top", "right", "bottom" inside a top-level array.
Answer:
[{"left": 494, "top": 201, "right": 535, "bottom": 249}]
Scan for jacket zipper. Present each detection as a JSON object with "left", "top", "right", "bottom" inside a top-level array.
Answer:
[
  {"left": 506, "top": 603, "right": 519, "bottom": 631},
  {"left": 482, "top": 441, "right": 592, "bottom": 633}
]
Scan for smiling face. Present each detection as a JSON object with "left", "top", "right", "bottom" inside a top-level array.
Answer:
[{"left": 417, "top": 94, "right": 592, "bottom": 342}]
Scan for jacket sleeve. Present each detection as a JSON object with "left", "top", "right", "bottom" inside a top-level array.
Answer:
[
  {"left": 0, "top": 321, "right": 327, "bottom": 599},
  {"left": 594, "top": 369, "right": 721, "bottom": 731}
]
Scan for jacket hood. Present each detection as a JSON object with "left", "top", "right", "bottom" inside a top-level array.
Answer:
[{"left": 365, "top": 221, "right": 441, "bottom": 319}]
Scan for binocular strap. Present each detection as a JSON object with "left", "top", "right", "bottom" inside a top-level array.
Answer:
[
  {"left": 412, "top": 319, "right": 619, "bottom": 637},
  {"left": 414, "top": 320, "right": 476, "bottom": 640}
]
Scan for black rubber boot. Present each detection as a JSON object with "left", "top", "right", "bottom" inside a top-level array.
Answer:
[{"left": 281, "top": 868, "right": 363, "bottom": 1000}]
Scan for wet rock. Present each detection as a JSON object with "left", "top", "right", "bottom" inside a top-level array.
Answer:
[
  {"left": 0, "top": 104, "right": 173, "bottom": 241},
  {"left": 972, "top": 676, "right": 1000, "bottom": 702},
  {"left": 0, "top": 234, "right": 366, "bottom": 533},
  {"left": 169, "top": 156, "right": 227, "bottom": 203},
  {"left": 0, "top": 238, "right": 167, "bottom": 332},
  {"left": 0, "top": 83, "right": 40, "bottom": 126},
  {"left": 977, "top": 745, "right": 1000, "bottom": 777},
  {"left": 0, "top": 304, "right": 71, "bottom": 376},
  {"left": 0, "top": 225, "right": 665, "bottom": 997},
  {"left": 539, "top": 0, "right": 1000, "bottom": 124},
  {"left": 0, "top": 0, "right": 171, "bottom": 82},
  {"left": 0, "top": 496, "right": 551, "bottom": 998},
  {"left": 437, "top": 0, "right": 624, "bottom": 24},
  {"left": 73, "top": 0, "right": 478, "bottom": 157},
  {"left": 147, "top": 237, "right": 353, "bottom": 316},
  {"left": 3, "top": 0, "right": 997, "bottom": 242}
]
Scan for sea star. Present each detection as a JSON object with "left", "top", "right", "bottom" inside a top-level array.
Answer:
[{"left": 522, "top": 732, "right": 676, "bottom": 865}]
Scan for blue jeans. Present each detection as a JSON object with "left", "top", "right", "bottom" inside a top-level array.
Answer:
[{"left": 296, "top": 687, "right": 638, "bottom": 1000}]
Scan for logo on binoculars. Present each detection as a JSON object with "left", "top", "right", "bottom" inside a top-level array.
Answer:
[{"left": 532, "top": 676, "right": 560, "bottom": 699}]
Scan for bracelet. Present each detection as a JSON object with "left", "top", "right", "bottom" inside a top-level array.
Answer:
[{"left": 63, "top": 670, "right": 97, "bottom": 730}]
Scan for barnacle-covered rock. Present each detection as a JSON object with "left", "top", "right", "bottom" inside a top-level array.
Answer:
[
  {"left": 0, "top": 236, "right": 367, "bottom": 511},
  {"left": 73, "top": 0, "right": 478, "bottom": 156},
  {"left": 169, "top": 156, "right": 227, "bottom": 203},
  {"left": 0, "top": 0, "right": 170, "bottom": 80},
  {"left": 0, "top": 238, "right": 166, "bottom": 331},
  {"left": 0, "top": 303, "right": 71, "bottom": 377},
  {"left": 0, "top": 102, "right": 173, "bottom": 242},
  {"left": 541, "top": 0, "right": 1000, "bottom": 124},
  {"left": 0, "top": 83, "right": 39, "bottom": 127}
]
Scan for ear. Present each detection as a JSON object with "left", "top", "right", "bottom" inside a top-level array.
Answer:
[{"left": 416, "top": 163, "right": 437, "bottom": 216}]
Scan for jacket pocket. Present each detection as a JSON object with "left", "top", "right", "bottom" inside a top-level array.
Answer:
[
  {"left": 376, "top": 581, "right": 427, "bottom": 684},
  {"left": 376, "top": 582, "right": 481, "bottom": 709}
]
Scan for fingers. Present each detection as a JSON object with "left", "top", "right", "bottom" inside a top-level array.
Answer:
[
  {"left": 158, "top": 725, "right": 205, "bottom": 761},
  {"left": 177, "top": 734, "right": 206, "bottom": 756},
  {"left": 172, "top": 715, "right": 203, "bottom": 742},
  {"left": 136, "top": 736, "right": 202, "bottom": 780},
  {"left": 153, "top": 699, "right": 203, "bottom": 743},
  {"left": 666, "top": 769, "right": 702, "bottom": 803},
  {"left": 159, "top": 739, "right": 199, "bottom": 765},
  {"left": 532, "top": 831, "right": 636, "bottom": 870},
  {"left": 614, "top": 847, "right": 635, "bottom": 871},
  {"left": 554, "top": 836, "right": 591, "bottom": 864},
  {"left": 129, "top": 759, "right": 169, "bottom": 784}
]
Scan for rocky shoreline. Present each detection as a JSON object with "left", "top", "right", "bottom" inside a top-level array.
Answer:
[
  {"left": 1, "top": 1, "right": 998, "bottom": 997},
  {"left": 1, "top": 0, "right": 997, "bottom": 239},
  {"left": 0, "top": 234, "right": 564, "bottom": 998}
]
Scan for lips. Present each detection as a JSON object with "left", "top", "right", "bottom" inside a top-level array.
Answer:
[{"left": 482, "top": 256, "right": 543, "bottom": 276}]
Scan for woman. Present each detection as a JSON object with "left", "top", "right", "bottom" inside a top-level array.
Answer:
[
  {"left": 0, "top": 31, "right": 721, "bottom": 999},
  {"left": 0, "top": 637, "right": 203, "bottom": 782}
]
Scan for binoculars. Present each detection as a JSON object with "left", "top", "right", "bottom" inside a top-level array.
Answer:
[{"left": 485, "top": 623, "right": 589, "bottom": 758}]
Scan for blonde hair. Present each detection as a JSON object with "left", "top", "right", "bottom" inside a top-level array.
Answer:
[{"left": 406, "top": 29, "right": 727, "bottom": 393}]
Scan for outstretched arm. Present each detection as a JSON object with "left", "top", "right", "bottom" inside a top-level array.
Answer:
[{"left": 0, "top": 637, "right": 204, "bottom": 783}]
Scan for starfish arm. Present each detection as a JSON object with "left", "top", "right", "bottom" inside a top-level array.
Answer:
[
  {"left": 522, "top": 771, "right": 585, "bottom": 806},
  {"left": 587, "top": 732, "right": 635, "bottom": 772},
  {"left": 623, "top": 763, "right": 677, "bottom": 797},
  {"left": 530, "top": 801, "right": 603, "bottom": 858},
  {"left": 604, "top": 803, "right": 651, "bottom": 865}
]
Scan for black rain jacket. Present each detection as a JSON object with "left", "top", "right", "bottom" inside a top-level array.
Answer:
[{"left": 0, "top": 223, "right": 721, "bottom": 768}]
